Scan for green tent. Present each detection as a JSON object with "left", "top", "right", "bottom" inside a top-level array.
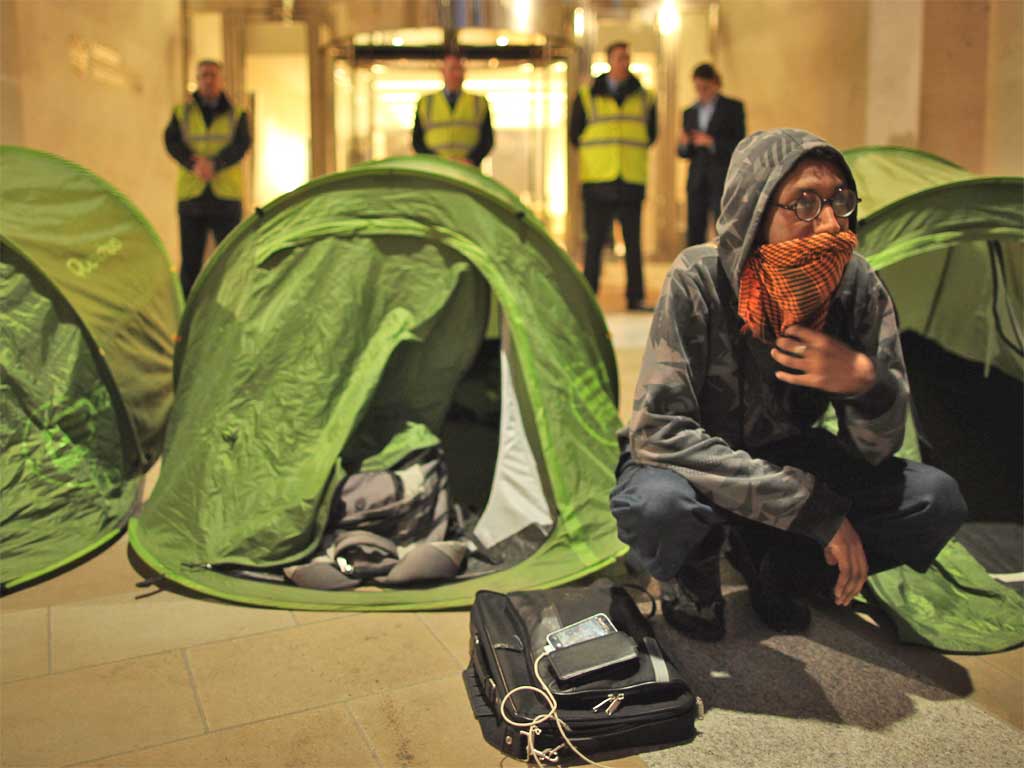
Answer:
[
  {"left": 848, "top": 146, "right": 1022, "bottom": 385},
  {"left": 843, "top": 146, "right": 1024, "bottom": 652},
  {"left": 1, "top": 146, "right": 182, "bottom": 589},
  {"left": 131, "top": 156, "right": 626, "bottom": 610},
  {"left": 822, "top": 146, "right": 1023, "bottom": 462}
]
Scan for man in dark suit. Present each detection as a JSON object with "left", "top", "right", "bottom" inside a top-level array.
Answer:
[{"left": 678, "top": 64, "right": 746, "bottom": 246}]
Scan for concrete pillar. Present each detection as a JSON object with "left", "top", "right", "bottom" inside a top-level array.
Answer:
[
  {"left": 918, "top": 0, "right": 989, "bottom": 171},
  {"left": 983, "top": 0, "right": 1023, "bottom": 175},
  {"left": 308, "top": 13, "right": 336, "bottom": 178},
  {"left": 222, "top": 8, "right": 251, "bottom": 214},
  {"left": 654, "top": 0, "right": 681, "bottom": 260},
  {"left": 865, "top": 0, "right": 924, "bottom": 147}
]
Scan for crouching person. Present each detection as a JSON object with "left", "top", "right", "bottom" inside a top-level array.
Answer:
[{"left": 611, "top": 128, "right": 967, "bottom": 641}]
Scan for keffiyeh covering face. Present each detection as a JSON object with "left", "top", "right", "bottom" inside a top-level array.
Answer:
[{"left": 738, "top": 230, "right": 857, "bottom": 342}]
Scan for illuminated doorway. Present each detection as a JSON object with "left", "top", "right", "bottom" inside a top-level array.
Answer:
[{"left": 334, "top": 44, "right": 569, "bottom": 244}]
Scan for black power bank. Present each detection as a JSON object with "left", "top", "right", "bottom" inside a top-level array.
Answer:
[{"left": 547, "top": 631, "right": 639, "bottom": 682}]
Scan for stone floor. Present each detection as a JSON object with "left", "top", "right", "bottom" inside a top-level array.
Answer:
[{"left": 1, "top": 257, "right": 1021, "bottom": 767}]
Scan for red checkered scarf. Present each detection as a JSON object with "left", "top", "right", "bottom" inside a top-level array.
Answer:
[{"left": 738, "top": 230, "right": 857, "bottom": 342}]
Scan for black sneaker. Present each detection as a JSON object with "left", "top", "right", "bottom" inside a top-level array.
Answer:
[
  {"left": 660, "top": 579, "right": 726, "bottom": 642},
  {"left": 659, "top": 552, "right": 724, "bottom": 643},
  {"left": 751, "top": 551, "right": 812, "bottom": 634},
  {"left": 726, "top": 529, "right": 811, "bottom": 635},
  {"left": 627, "top": 301, "right": 655, "bottom": 312}
]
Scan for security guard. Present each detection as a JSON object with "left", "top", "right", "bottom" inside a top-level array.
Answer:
[
  {"left": 412, "top": 53, "right": 493, "bottom": 166},
  {"left": 164, "top": 59, "right": 251, "bottom": 297},
  {"left": 570, "top": 41, "right": 657, "bottom": 310}
]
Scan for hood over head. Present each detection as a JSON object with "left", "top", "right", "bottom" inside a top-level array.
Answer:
[{"left": 715, "top": 128, "right": 858, "bottom": 292}]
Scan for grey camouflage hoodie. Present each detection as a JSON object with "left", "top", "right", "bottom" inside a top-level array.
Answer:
[{"left": 622, "top": 128, "right": 910, "bottom": 547}]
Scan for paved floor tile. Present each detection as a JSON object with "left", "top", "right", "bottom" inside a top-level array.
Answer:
[
  {"left": 949, "top": 651, "right": 1024, "bottom": 729},
  {"left": 347, "top": 673, "right": 504, "bottom": 768},
  {"left": 348, "top": 672, "right": 649, "bottom": 768},
  {"left": 416, "top": 610, "right": 470, "bottom": 666},
  {"left": 613, "top": 347, "right": 646, "bottom": 423},
  {"left": 1, "top": 651, "right": 203, "bottom": 767},
  {"left": 0, "top": 536, "right": 141, "bottom": 612},
  {"left": 290, "top": 610, "right": 360, "bottom": 626},
  {"left": 51, "top": 590, "right": 295, "bottom": 672},
  {"left": 0, "top": 607, "right": 49, "bottom": 682},
  {"left": 82, "top": 702, "right": 377, "bottom": 768},
  {"left": 964, "top": 645, "right": 1023, "bottom": 682},
  {"left": 187, "top": 612, "right": 459, "bottom": 730}
]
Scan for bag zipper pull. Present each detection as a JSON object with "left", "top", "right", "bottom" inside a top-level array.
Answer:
[
  {"left": 696, "top": 696, "right": 705, "bottom": 720},
  {"left": 592, "top": 693, "right": 624, "bottom": 716}
]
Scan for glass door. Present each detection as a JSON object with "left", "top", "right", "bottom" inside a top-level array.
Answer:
[{"left": 334, "top": 54, "right": 569, "bottom": 245}]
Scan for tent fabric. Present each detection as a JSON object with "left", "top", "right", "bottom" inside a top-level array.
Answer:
[
  {"left": 0, "top": 147, "right": 180, "bottom": 589},
  {"left": 845, "top": 146, "right": 970, "bottom": 210},
  {"left": 865, "top": 540, "right": 1024, "bottom": 653},
  {"left": 845, "top": 146, "right": 1023, "bottom": 380},
  {"left": 840, "top": 146, "right": 1024, "bottom": 652},
  {"left": 0, "top": 146, "right": 183, "bottom": 469},
  {"left": 473, "top": 338, "right": 554, "bottom": 549},
  {"left": 1, "top": 245, "right": 138, "bottom": 588},
  {"left": 131, "top": 156, "right": 625, "bottom": 610}
]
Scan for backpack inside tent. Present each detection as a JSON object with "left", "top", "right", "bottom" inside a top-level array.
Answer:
[
  {"left": 130, "top": 156, "right": 627, "bottom": 610},
  {"left": 0, "top": 146, "right": 182, "bottom": 590},
  {"left": 842, "top": 146, "right": 1024, "bottom": 651}
]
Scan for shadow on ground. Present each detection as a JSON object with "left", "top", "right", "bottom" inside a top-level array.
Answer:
[{"left": 654, "top": 584, "right": 971, "bottom": 731}]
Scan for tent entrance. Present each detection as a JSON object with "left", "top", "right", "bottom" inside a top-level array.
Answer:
[
  {"left": 335, "top": 272, "right": 558, "bottom": 581},
  {"left": 443, "top": 332, "right": 556, "bottom": 575},
  {"left": 901, "top": 331, "right": 1023, "bottom": 580},
  {"left": 221, "top": 249, "right": 558, "bottom": 588}
]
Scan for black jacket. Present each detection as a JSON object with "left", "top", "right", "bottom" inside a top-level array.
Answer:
[
  {"left": 569, "top": 73, "right": 658, "bottom": 201},
  {"left": 678, "top": 95, "right": 745, "bottom": 187}
]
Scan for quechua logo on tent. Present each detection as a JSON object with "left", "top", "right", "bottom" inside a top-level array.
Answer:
[{"left": 67, "top": 237, "right": 122, "bottom": 278}]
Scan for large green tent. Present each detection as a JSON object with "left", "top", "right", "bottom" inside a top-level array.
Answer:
[
  {"left": 843, "top": 146, "right": 1024, "bottom": 652},
  {"left": 1, "top": 146, "right": 182, "bottom": 590},
  {"left": 131, "top": 156, "right": 626, "bottom": 610}
]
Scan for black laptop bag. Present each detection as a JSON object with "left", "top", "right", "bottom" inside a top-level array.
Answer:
[{"left": 463, "top": 580, "right": 702, "bottom": 762}]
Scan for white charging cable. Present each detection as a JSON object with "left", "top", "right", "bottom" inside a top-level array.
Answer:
[{"left": 497, "top": 651, "right": 617, "bottom": 768}]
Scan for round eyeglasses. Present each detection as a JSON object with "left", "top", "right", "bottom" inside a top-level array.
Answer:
[{"left": 774, "top": 186, "right": 861, "bottom": 222}]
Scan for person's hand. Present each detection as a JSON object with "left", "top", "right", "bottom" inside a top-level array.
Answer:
[
  {"left": 191, "top": 157, "right": 215, "bottom": 182},
  {"left": 690, "top": 130, "right": 714, "bottom": 148},
  {"left": 824, "top": 518, "right": 868, "bottom": 606},
  {"left": 771, "top": 325, "right": 876, "bottom": 395}
]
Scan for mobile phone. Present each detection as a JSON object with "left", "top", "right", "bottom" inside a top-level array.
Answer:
[{"left": 545, "top": 613, "right": 616, "bottom": 650}]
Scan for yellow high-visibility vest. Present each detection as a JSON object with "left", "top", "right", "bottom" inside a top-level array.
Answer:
[
  {"left": 577, "top": 84, "right": 652, "bottom": 185},
  {"left": 174, "top": 100, "right": 244, "bottom": 201},
  {"left": 417, "top": 91, "right": 487, "bottom": 161}
]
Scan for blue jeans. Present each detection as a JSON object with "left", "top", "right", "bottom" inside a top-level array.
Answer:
[{"left": 610, "top": 430, "right": 967, "bottom": 583}]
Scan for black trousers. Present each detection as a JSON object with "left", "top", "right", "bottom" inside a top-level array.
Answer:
[
  {"left": 178, "top": 202, "right": 241, "bottom": 297},
  {"left": 610, "top": 429, "right": 967, "bottom": 585},
  {"left": 583, "top": 197, "right": 644, "bottom": 303},
  {"left": 686, "top": 167, "right": 725, "bottom": 247}
]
